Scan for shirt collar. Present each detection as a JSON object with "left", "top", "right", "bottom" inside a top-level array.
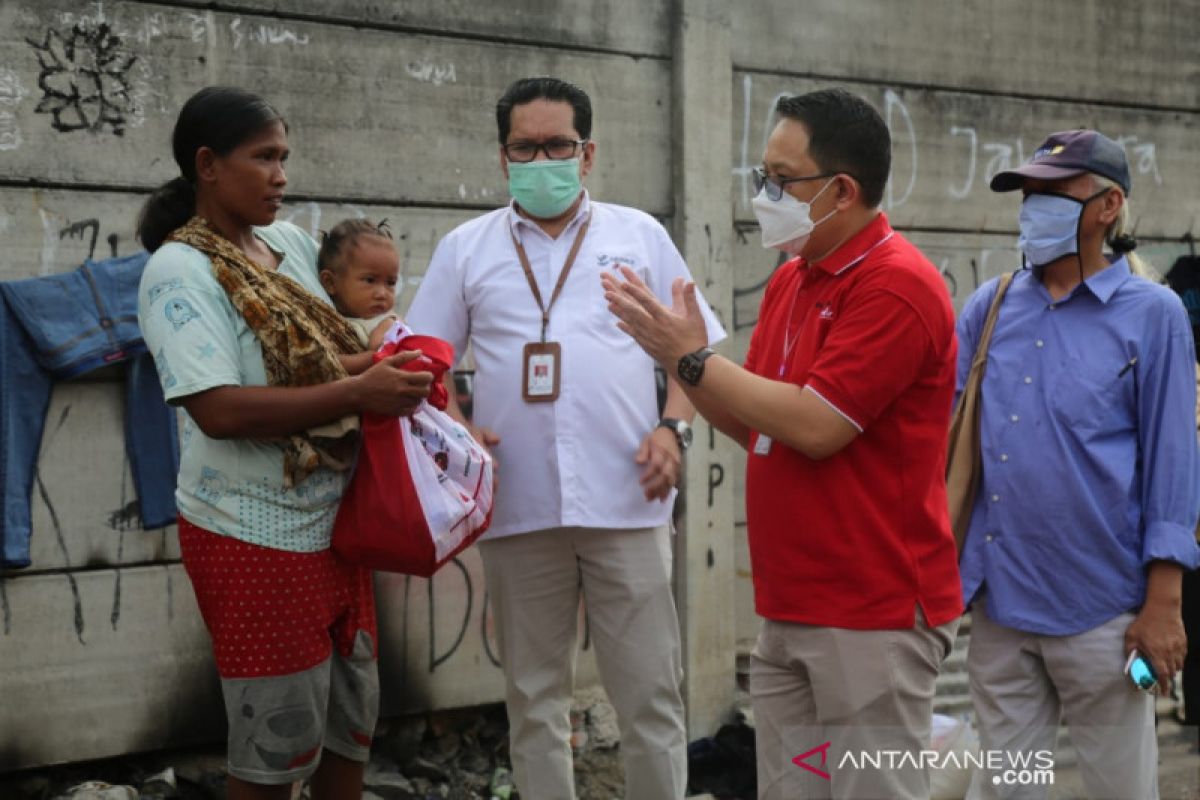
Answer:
[
  {"left": 1032, "top": 255, "right": 1132, "bottom": 306},
  {"left": 803, "top": 212, "right": 894, "bottom": 276},
  {"left": 508, "top": 190, "right": 591, "bottom": 239},
  {"left": 1079, "top": 255, "right": 1132, "bottom": 304}
]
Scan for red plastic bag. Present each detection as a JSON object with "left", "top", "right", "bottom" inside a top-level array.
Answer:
[{"left": 332, "top": 323, "right": 493, "bottom": 576}]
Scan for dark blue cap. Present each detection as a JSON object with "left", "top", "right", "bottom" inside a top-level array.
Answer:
[{"left": 990, "top": 129, "right": 1131, "bottom": 195}]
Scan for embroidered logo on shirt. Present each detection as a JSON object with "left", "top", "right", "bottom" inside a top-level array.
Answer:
[
  {"left": 816, "top": 302, "right": 834, "bottom": 320},
  {"left": 153, "top": 347, "right": 176, "bottom": 389},
  {"left": 292, "top": 469, "right": 341, "bottom": 504},
  {"left": 596, "top": 253, "right": 641, "bottom": 271},
  {"left": 147, "top": 278, "right": 185, "bottom": 303},
  {"left": 164, "top": 298, "right": 200, "bottom": 331},
  {"left": 196, "top": 466, "right": 229, "bottom": 504}
]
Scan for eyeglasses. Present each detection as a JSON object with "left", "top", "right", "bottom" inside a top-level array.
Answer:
[
  {"left": 503, "top": 138, "right": 588, "bottom": 163},
  {"left": 752, "top": 166, "right": 836, "bottom": 201}
]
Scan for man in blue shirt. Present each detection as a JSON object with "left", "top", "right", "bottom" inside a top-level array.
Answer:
[{"left": 957, "top": 129, "right": 1200, "bottom": 799}]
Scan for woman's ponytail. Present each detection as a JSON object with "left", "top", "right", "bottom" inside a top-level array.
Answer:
[{"left": 137, "top": 176, "right": 195, "bottom": 252}]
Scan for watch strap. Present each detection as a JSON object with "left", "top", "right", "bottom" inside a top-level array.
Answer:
[{"left": 657, "top": 417, "right": 691, "bottom": 450}]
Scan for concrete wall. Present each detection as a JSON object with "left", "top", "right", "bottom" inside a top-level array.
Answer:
[{"left": 0, "top": 0, "right": 1197, "bottom": 770}]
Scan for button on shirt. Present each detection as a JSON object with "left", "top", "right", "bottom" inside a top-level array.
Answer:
[
  {"left": 956, "top": 258, "right": 1200, "bottom": 636},
  {"left": 405, "top": 192, "right": 726, "bottom": 539}
]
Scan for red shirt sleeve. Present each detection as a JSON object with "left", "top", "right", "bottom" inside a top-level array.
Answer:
[{"left": 805, "top": 288, "right": 937, "bottom": 429}]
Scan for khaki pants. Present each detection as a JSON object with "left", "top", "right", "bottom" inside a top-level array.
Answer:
[
  {"left": 479, "top": 525, "right": 686, "bottom": 800},
  {"left": 751, "top": 610, "right": 959, "bottom": 800},
  {"left": 966, "top": 604, "right": 1157, "bottom": 800}
]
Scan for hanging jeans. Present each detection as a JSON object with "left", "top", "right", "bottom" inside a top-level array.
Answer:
[{"left": 0, "top": 252, "right": 179, "bottom": 568}]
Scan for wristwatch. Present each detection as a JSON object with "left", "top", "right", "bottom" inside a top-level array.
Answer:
[
  {"left": 657, "top": 418, "right": 693, "bottom": 451},
  {"left": 677, "top": 346, "right": 716, "bottom": 387}
]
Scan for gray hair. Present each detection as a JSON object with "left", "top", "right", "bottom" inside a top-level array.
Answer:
[{"left": 1091, "top": 175, "right": 1157, "bottom": 280}]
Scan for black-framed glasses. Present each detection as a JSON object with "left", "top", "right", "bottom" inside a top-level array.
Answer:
[
  {"left": 752, "top": 166, "right": 836, "bottom": 201},
  {"left": 503, "top": 138, "right": 588, "bottom": 163}
]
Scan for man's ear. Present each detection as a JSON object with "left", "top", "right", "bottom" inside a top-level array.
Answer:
[
  {"left": 835, "top": 174, "right": 861, "bottom": 210},
  {"left": 579, "top": 139, "right": 596, "bottom": 180},
  {"left": 1097, "top": 187, "right": 1124, "bottom": 226},
  {"left": 499, "top": 146, "right": 510, "bottom": 181}
]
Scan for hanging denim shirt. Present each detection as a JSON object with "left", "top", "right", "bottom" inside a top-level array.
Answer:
[{"left": 0, "top": 252, "right": 179, "bottom": 568}]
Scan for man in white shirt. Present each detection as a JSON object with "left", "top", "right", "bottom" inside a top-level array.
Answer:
[{"left": 405, "top": 76, "right": 725, "bottom": 799}]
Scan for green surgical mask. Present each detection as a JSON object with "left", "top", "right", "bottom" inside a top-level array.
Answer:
[{"left": 507, "top": 158, "right": 582, "bottom": 218}]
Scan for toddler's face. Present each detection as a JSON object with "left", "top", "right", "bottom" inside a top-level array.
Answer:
[{"left": 322, "top": 238, "right": 399, "bottom": 318}]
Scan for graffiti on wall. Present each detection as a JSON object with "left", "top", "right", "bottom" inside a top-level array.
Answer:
[
  {"left": 26, "top": 21, "right": 137, "bottom": 135},
  {"left": 36, "top": 209, "right": 126, "bottom": 275},
  {"left": 12, "top": 2, "right": 315, "bottom": 142},
  {"left": 731, "top": 74, "right": 1174, "bottom": 316},
  {"left": 0, "top": 67, "right": 29, "bottom": 150}
]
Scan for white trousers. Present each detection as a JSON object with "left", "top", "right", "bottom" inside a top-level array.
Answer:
[
  {"left": 479, "top": 525, "right": 687, "bottom": 800},
  {"left": 751, "top": 609, "right": 959, "bottom": 800},
  {"left": 966, "top": 604, "right": 1157, "bottom": 800}
]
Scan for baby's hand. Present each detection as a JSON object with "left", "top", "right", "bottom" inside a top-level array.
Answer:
[{"left": 367, "top": 315, "right": 400, "bottom": 351}]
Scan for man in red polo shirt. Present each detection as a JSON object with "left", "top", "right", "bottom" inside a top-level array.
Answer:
[{"left": 603, "top": 88, "right": 963, "bottom": 799}]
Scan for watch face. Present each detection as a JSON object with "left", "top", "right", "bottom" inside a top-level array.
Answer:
[
  {"left": 678, "top": 358, "right": 699, "bottom": 386},
  {"left": 660, "top": 419, "right": 693, "bottom": 450},
  {"left": 678, "top": 352, "right": 706, "bottom": 386}
]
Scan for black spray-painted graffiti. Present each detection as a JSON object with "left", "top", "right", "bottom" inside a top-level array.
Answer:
[
  {"left": 26, "top": 22, "right": 137, "bottom": 135},
  {"left": 58, "top": 218, "right": 112, "bottom": 261},
  {"left": 42, "top": 214, "right": 127, "bottom": 275},
  {"left": 388, "top": 556, "right": 594, "bottom": 679}
]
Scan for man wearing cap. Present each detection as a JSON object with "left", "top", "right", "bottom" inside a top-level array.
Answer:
[{"left": 956, "top": 129, "right": 1200, "bottom": 798}]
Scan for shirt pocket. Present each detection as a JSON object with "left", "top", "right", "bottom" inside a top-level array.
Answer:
[
  {"left": 587, "top": 258, "right": 650, "bottom": 337},
  {"left": 1049, "top": 362, "right": 1136, "bottom": 432}
]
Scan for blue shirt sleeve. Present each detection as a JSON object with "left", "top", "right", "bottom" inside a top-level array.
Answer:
[{"left": 1136, "top": 294, "right": 1200, "bottom": 569}]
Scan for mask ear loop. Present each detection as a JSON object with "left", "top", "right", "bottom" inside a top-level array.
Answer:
[
  {"left": 1074, "top": 200, "right": 1085, "bottom": 287},
  {"left": 808, "top": 176, "right": 841, "bottom": 229},
  {"left": 1074, "top": 187, "right": 1111, "bottom": 286}
]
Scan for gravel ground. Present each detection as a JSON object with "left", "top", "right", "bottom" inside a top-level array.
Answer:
[{"left": 3, "top": 690, "right": 1196, "bottom": 799}]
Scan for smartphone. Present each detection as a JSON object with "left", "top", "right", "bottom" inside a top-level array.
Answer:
[{"left": 1124, "top": 649, "right": 1158, "bottom": 692}]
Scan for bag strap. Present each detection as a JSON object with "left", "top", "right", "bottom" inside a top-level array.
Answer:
[{"left": 969, "top": 271, "right": 1017, "bottom": 374}]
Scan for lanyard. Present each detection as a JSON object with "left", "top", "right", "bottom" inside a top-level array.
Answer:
[
  {"left": 778, "top": 274, "right": 806, "bottom": 377},
  {"left": 777, "top": 230, "right": 896, "bottom": 377},
  {"left": 509, "top": 212, "right": 592, "bottom": 342}
]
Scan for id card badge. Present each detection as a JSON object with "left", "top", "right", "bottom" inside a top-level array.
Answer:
[
  {"left": 522, "top": 341, "right": 561, "bottom": 402},
  {"left": 753, "top": 432, "right": 772, "bottom": 456}
]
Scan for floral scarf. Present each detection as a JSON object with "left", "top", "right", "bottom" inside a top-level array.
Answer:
[{"left": 168, "top": 217, "right": 362, "bottom": 488}]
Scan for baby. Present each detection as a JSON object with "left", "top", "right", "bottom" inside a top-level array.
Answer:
[{"left": 317, "top": 218, "right": 400, "bottom": 350}]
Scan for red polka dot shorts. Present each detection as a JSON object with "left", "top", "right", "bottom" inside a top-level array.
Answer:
[{"left": 178, "top": 517, "right": 377, "bottom": 679}]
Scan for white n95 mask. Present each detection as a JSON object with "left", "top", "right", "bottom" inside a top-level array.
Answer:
[{"left": 751, "top": 177, "right": 837, "bottom": 257}]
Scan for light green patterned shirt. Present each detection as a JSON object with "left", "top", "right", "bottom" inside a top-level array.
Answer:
[{"left": 137, "top": 221, "right": 347, "bottom": 552}]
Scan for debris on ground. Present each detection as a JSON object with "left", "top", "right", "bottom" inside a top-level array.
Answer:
[{"left": 0, "top": 690, "right": 632, "bottom": 800}]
